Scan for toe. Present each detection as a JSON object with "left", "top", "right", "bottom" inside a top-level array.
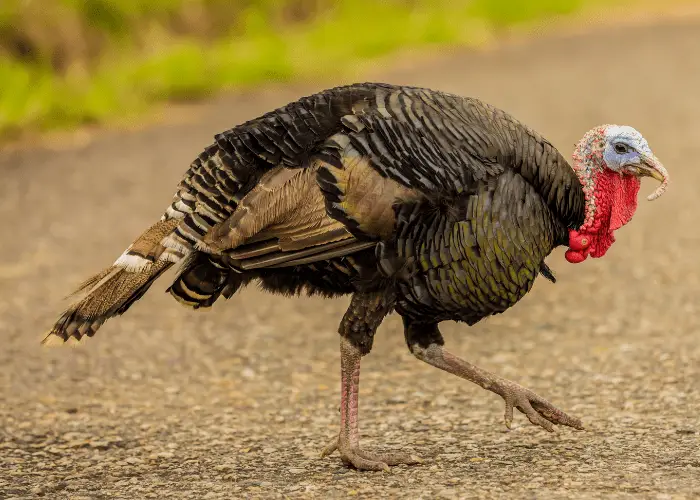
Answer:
[
  {"left": 531, "top": 399, "right": 585, "bottom": 430},
  {"left": 519, "top": 400, "right": 555, "bottom": 432},
  {"left": 383, "top": 453, "right": 423, "bottom": 466},
  {"left": 358, "top": 450, "right": 423, "bottom": 466},
  {"left": 342, "top": 453, "right": 390, "bottom": 472},
  {"left": 528, "top": 412, "right": 555, "bottom": 432},
  {"left": 327, "top": 443, "right": 421, "bottom": 470}
]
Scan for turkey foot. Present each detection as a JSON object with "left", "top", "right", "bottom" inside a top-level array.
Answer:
[
  {"left": 410, "top": 342, "right": 584, "bottom": 432},
  {"left": 321, "top": 437, "right": 423, "bottom": 471},
  {"left": 493, "top": 378, "right": 584, "bottom": 432}
]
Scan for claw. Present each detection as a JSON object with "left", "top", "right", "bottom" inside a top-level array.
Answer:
[
  {"left": 495, "top": 380, "right": 583, "bottom": 432},
  {"left": 320, "top": 439, "right": 338, "bottom": 458},
  {"left": 504, "top": 399, "right": 514, "bottom": 429}
]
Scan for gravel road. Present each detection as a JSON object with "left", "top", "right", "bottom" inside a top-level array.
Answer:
[{"left": 1, "top": 18, "right": 700, "bottom": 500}]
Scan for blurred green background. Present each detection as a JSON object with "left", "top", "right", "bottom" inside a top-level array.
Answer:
[{"left": 0, "top": 0, "right": 680, "bottom": 140}]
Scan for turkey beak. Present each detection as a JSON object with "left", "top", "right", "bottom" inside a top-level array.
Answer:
[{"left": 631, "top": 152, "right": 669, "bottom": 201}]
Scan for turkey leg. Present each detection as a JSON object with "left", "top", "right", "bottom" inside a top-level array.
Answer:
[
  {"left": 405, "top": 321, "right": 584, "bottom": 432},
  {"left": 320, "top": 336, "right": 423, "bottom": 471}
]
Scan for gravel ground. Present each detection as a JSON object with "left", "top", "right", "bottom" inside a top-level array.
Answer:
[{"left": 2, "top": 19, "right": 700, "bottom": 500}]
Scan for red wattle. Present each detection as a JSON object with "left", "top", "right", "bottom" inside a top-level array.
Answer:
[
  {"left": 565, "top": 229, "right": 591, "bottom": 263},
  {"left": 565, "top": 170, "right": 642, "bottom": 264},
  {"left": 565, "top": 249, "right": 588, "bottom": 263},
  {"left": 568, "top": 231, "right": 591, "bottom": 251},
  {"left": 609, "top": 174, "right": 640, "bottom": 232}
]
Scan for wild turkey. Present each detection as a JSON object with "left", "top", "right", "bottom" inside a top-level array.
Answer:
[{"left": 45, "top": 83, "right": 669, "bottom": 471}]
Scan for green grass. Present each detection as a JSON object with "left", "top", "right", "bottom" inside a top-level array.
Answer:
[{"left": 0, "top": 0, "right": 636, "bottom": 140}]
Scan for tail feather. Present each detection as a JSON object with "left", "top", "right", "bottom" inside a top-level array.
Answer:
[
  {"left": 44, "top": 261, "right": 172, "bottom": 343},
  {"left": 44, "top": 218, "right": 186, "bottom": 344},
  {"left": 167, "top": 253, "right": 246, "bottom": 309}
]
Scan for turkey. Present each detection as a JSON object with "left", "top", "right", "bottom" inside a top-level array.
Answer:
[{"left": 44, "top": 83, "right": 669, "bottom": 471}]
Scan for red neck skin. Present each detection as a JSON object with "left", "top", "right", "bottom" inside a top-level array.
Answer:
[{"left": 565, "top": 170, "right": 641, "bottom": 263}]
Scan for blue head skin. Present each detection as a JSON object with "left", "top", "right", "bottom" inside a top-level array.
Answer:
[{"left": 602, "top": 125, "right": 668, "bottom": 200}]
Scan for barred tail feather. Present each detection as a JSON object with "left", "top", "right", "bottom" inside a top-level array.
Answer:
[
  {"left": 44, "top": 261, "right": 172, "bottom": 343},
  {"left": 167, "top": 253, "right": 246, "bottom": 309},
  {"left": 44, "top": 219, "right": 188, "bottom": 344}
]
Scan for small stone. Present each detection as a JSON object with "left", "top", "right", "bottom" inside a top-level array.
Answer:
[
  {"left": 387, "top": 395, "right": 406, "bottom": 404},
  {"left": 434, "top": 395, "right": 449, "bottom": 407},
  {"left": 289, "top": 467, "right": 305, "bottom": 474},
  {"left": 125, "top": 457, "right": 144, "bottom": 465}
]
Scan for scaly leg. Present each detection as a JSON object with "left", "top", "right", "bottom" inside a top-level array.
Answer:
[
  {"left": 405, "top": 321, "right": 584, "bottom": 432},
  {"left": 321, "top": 294, "right": 423, "bottom": 471},
  {"left": 321, "top": 337, "right": 423, "bottom": 471}
]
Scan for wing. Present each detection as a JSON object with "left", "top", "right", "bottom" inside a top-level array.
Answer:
[
  {"left": 161, "top": 83, "right": 386, "bottom": 259},
  {"left": 187, "top": 83, "right": 584, "bottom": 271},
  {"left": 203, "top": 164, "right": 376, "bottom": 270},
  {"left": 201, "top": 147, "right": 425, "bottom": 269}
]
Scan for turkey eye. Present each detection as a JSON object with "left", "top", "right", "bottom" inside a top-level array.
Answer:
[{"left": 614, "top": 143, "right": 628, "bottom": 154}]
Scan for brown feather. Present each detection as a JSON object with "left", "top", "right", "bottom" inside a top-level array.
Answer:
[
  {"left": 127, "top": 218, "right": 180, "bottom": 260},
  {"left": 202, "top": 156, "right": 417, "bottom": 273},
  {"left": 316, "top": 148, "right": 421, "bottom": 239},
  {"left": 43, "top": 261, "right": 171, "bottom": 343},
  {"left": 45, "top": 218, "right": 182, "bottom": 343},
  {"left": 238, "top": 238, "right": 359, "bottom": 270},
  {"left": 265, "top": 241, "right": 376, "bottom": 268},
  {"left": 203, "top": 165, "right": 358, "bottom": 271}
]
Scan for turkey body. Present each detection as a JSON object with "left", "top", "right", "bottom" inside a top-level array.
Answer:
[
  {"left": 47, "top": 82, "right": 588, "bottom": 471},
  {"left": 165, "top": 82, "right": 584, "bottom": 334}
]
